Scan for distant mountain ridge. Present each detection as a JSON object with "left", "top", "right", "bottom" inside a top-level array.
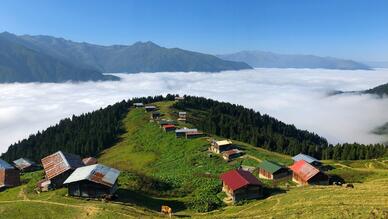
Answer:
[
  {"left": 218, "top": 50, "right": 371, "bottom": 70},
  {"left": 0, "top": 32, "right": 251, "bottom": 83}
]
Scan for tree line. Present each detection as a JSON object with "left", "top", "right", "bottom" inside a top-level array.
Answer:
[
  {"left": 1, "top": 95, "right": 176, "bottom": 162},
  {"left": 174, "top": 96, "right": 388, "bottom": 160}
]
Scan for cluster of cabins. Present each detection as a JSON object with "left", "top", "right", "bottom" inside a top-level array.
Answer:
[
  {"left": 219, "top": 153, "right": 329, "bottom": 202},
  {"left": 0, "top": 151, "right": 120, "bottom": 199},
  {"left": 209, "top": 139, "right": 244, "bottom": 161}
]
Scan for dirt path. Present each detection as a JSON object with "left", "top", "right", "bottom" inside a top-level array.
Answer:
[{"left": 244, "top": 155, "right": 262, "bottom": 162}]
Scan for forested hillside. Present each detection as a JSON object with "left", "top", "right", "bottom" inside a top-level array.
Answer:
[
  {"left": 0, "top": 95, "right": 175, "bottom": 162},
  {"left": 174, "top": 96, "right": 388, "bottom": 160},
  {"left": 365, "top": 82, "right": 388, "bottom": 97}
]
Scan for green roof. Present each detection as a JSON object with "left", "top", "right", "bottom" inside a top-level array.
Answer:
[{"left": 258, "top": 160, "right": 283, "bottom": 174}]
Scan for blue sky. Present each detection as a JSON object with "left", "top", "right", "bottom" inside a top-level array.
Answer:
[{"left": 0, "top": 0, "right": 387, "bottom": 61}]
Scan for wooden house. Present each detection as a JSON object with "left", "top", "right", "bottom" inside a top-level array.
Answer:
[
  {"left": 175, "top": 128, "right": 198, "bottom": 138},
  {"left": 145, "top": 105, "right": 157, "bottom": 112},
  {"left": 13, "top": 158, "right": 40, "bottom": 172},
  {"left": 289, "top": 160, "right": 328, "bottom": 185},
  {"left": 220, "top": 168, "right": 263, "bottom": 202},
  {"left": 0, "top": 159, "right": 20, "bottom": 190},
  {"left": 151, "top": 111, "right": 161, "bottom": 120},
  {"left": 222, "top": 149, "right": 244, "bottom": 161},
  {"left": 292, "top": 153, "right": 322, "bottom": 167},
  {"left": 178, "top": 112, "right": 187, "bottom": 121},
  {"left": 210, "top": 139, "right": 234, "bottom": 154},
  {"left": 133, "top": 103, "right": 144, "bottom": 108},
  {"left": 82, "top": 157, "right": 98, "bottom": 166},
  {"left": 162, "top": 124, "right": 176, "bottom": 132},
  {"left": 185, "top": 131, "right": 205, "bottom": 139},
  {"left": 64, "top": 164, "right": 120, "bottom": 199},
  {"left": 175, "top": 96, "right": 184, "bottom": 101},
  {"left": 258, "top": 160, "right": 291, "bottom": 180},
  {"left": 41, "top": 151, "right": 84, "bottom": 189}
]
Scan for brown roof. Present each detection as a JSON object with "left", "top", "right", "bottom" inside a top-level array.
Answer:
[
  {"left": 41, "top": 151, "right": 84, "bottom": 180},
  {"left": 82, "top": 157, "right": 98, "bottom": 166}
]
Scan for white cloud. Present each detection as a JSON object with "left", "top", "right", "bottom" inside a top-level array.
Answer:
[{"left": 1, "top": 68, "right": 388, "bottom": 153}]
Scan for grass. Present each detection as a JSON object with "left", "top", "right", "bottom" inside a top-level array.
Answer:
[{"left": 0, "top": 100, "right": 387, "bottom": 218}]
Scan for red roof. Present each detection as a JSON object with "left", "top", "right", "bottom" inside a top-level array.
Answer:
[
  {"left": 289, "top": 160, "right": 319, "bottom": 182},
  {"left": 163, "top": 124, "right": 176, "bottom": 129},
  {"left": 220, "top": 169, "right": 261, "bottom": 191}
]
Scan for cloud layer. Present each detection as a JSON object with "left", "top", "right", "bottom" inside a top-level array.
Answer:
[{"left": 1, "top": 68, "right": 388, "bottom": 153}]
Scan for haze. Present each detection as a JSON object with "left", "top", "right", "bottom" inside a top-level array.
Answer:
[{"left": 1, "top": 68, "right": 388, "bottom": 153}]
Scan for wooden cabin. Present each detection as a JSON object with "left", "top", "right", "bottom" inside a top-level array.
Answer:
[
  {"left": 289, "top": 160, "right": 328, "bottom": 185},
  {"left": 13, "top": 158, "right": 40, "bottom": 172},
  {"left": 209, "top": 140, "right": 234, "bottom": 154},
  {"left": 162, "top": 124, "right": 176, "bottom": 132},
  {"left": 292, "top": 153, "right": 322, "bottom": 167},
  {"left": 175, "top": 128, "right": 198, "bottom": 138},
  {"left": 175, "top": 96, "right": 184, "bottom": 101},
  {"left": 151, "top": 111, "right": 161, "bottom": 120},
  {"left": 82, "top": 157, "right": 98, "bottom": 166},
  {"left": 133, "top": 103, "right": 144, "bottom": 108},
  {"left": 220, "top": 169, "right": 263, "bottom": 202},
  {"left": 41, "top": 151, "right": 84, "bottom": 189},
  {"left": 145, "top": 105, "right": 157, "bottom": 112},
  {"left": 222, "top": 149, "right": 244, "bottom": 161},
  {"left": 64, "top": 164, "right": 120, "bottom": 199},
  {"left": 185, "top": 131, "right": 205, "bottom": 139},
  {"left": 258, "top": 160, "right": 291, "bottom": 180},
  {"left": 0, "top": 159, "right": 20, "bottom": 190},
  {"left": 178, "top": 112, "right": 187, "bottom": 121}
]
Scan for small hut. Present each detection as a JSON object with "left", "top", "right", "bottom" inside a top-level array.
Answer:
[
  {"left": 222, "top": 149, "right": 244, "bottom": 161},
  {"left": 220, "top": 168, "right": 263, "bottom": 202},
  {"left": 209, "top": 140, "right": 234, "bottom": 154},
  {"left": 175, "top": 96, "right": 184, "bottom": 101},
  {"left": 175, "top": 128, "right": 198, "bottom": 138},
  {"left": 151, "top": 111, "right": 161, "bottom": 120},
  {"left": 145, "top": 105, "right": 157, "bottom": 112},
  {"left": 178, "top": 112, "right": 187, "bottom": 121},
  {"left": 159, "top": 120, "right": 177, "bottom": 127},
  {"left": 162, "top": 124, "right": 176, "bottom": 132},
  {"left": 63, "top": 164, "right": 120, "bottom": 199},
  {"left": 41, "top": 151, "right": 84, "bottom": 188},
  {"left": 289, "top": 160, "right": 328, "bottom": 185},
  {"left": 292, "top": 153, "right": 322, "bottom": 167},
  {"left": 0, "top": 159, "right": 20, "bottom": 189},
  {"left": 13, "top": 158, "right": 40, "bottom": 172},
  {"left": 133, "top": 103, "right": 144, "bottom": 108},
  {"left": 82, "top": 157, "right": 98, "bottom": 166},
  {"left": 258, "top": 160, "right": 291, "bottom": 180},
  {"left": 185, "top": 131, "right": 205, "bottom": 139}
]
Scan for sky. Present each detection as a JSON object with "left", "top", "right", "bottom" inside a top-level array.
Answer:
[
  {"left": 1, "top": 68, "right": 388, "bottom": 153},
  {"left": 0, "top": 0, "right": 387, "bottom": 61}
]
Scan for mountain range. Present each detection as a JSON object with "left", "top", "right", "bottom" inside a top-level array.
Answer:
[
  {"left": 0, "top": 32, "right": 251, "bottom": 83},
  {"left": 217, "top": 50, "right": 371, "bottom": 70}
]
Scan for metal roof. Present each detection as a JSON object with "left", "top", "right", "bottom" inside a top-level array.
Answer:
[
  {"left": 133, "top": 103, "right": 144, "bottom": 106},
  {"left": 258, "top": 160, "right": 284, "bottom": 174},
  {"left": 222, "top": 149, "right": 243, "bottom": 156},
  {"left": 0, "top": 159, "right": 14, "bottom": 169},
  {"left": 292, "top": 153, "right": 319, "bottom": 164},
  {"left": 216, "top": 140, "right": 233, "bottom": 146},
  {"left": 175, "top": 128, "right": 198, "bottom": 133},
  {"left": 82, "top": 157, "right": 97, "bottom": 166},
  {"left": 41, "top": 151, "right": 84, "bottom": 180},
  {"left": 64, "top": 164, "right": 120, "bottom": 187},
  {"left": 290, "top": 160, "right": 319, "bottom": 182},
  {"left": 13, "top": 158, "right": 36, "bottom": 169},
  {"left": 220, "top": 169, "right": 262, "bottom": 191},
  {"left": 145, "top": 105, "right": 156, "bottom": 109}
]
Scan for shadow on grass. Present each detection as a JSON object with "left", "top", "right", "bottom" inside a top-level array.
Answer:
[
  {"left": 263, "top": 187, "right": 287, "bottom": 198},
  {"left": 115, "top": 188, "right": 187, "bottom": 213}
]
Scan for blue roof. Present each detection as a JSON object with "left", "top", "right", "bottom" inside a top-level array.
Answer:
[
  {"left": 292, "top": 153, "right": 319, "bottom": 164},
  {"left": 0, "top": 159, "right": 14, "bottom": 169}
]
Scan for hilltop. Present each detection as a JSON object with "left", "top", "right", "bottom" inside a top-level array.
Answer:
[
  {"left": 218, "top": 51, "right": 371, "bottom": 70},
  {"left": 0, "top": 96, "right": 387, "bottom": 218},
  {"left": 0, "top": 32, "right": 251, "bottom": 83}
]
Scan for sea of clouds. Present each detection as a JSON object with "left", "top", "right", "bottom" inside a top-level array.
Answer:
[{"left": 1, "top": 68, "right": 388, "bottom": 153}]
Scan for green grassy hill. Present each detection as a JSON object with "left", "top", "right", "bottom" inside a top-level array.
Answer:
[{"left": 0, "top": 100, "right": 387, "bottom": 218}]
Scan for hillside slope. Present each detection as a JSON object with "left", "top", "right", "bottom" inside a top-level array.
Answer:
[
  {"left": 0, "top": 100, "right": 387, "bottom": 218},
  {"left": 0, "top": 33, "right": 114, "bottom": 83}
]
